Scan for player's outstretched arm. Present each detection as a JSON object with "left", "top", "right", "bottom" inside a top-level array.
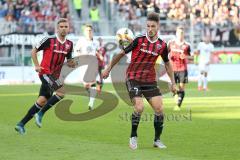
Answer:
[
  {"left": 102, "top": 50, "right": 125, "bottom": 79},
  {"left": 164, "top": 61, "right": 177, "bottom": 93}
]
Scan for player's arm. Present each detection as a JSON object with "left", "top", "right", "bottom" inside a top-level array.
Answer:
[
  {"left": 66, "top": 42, "right": 75, "bottom": 68},
  {"left": 32, "top": 37, "right": 50, "bottom": 72},
  {"left": 161, "top": 44, "right": 176, "bottom": 93},
  {"left": 31, "top": 47, "right": 43, "bottom": 72},
  {"left": 102, "top": 50, "right": 125, "bottom": 79},
  {"left": 207, "top": 44, "right": 215, "bottom": 65},
  {"left": 96, "top": 50, "right": 104, "bottom": 61},
  {"left": 194, "top": 43, "right": 202, "bottom": 64},
  {"left": 102, "top": 37, "right": 138, "bottom": 79},
  {"left": 165, "top": 62, "right": 175, "bottom": 84}
]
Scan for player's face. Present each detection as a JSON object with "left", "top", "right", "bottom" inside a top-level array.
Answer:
[
  {"left": 204, "top": 36, "right": 211, "bottom": 43},
  {"left": 84, "top": 26, "right": 93, "bottom": 39},
  {"left": 57, "top": 22, "right": 69, "bottom": 37},
  {"left": 146, "top": 20, "right": 159, "bottom": 38},
  {"left": 176, "top": 28, "right": 184, "bottom": 40}
]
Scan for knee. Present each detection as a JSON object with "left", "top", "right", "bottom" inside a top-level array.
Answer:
[
  {"left": 36, "top": 97, "right": 47, "bottom": 106},
  {"left": 154, "top": 105, "right": 163, "bottom": 114},
  {"left": 56, "top": 92, "right": 64, "bottom": 98},
  {"left": 134, "top": 102, "right": 144, "bottom": 114},
  {"left": 179, "top": 86, "right": 185, "bottom": 91}
]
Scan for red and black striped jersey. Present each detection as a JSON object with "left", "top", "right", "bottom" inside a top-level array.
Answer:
[
  {"left": 123, "top": 34, "right": 169, "bottom": 82},
  {"left": 168, "top": 39, "right": 191, "bottom": 72},
  {"left": 35, "top": 35, "right": 73, "bottom": 78}
]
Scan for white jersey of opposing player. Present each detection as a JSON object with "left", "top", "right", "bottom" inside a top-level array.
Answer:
[
  {"left": 197, "top": 42, "right": 214, "bottom": 65},
  {"left": 74, "top": 37, "right": 99, "bottom": 57},
  {"left": 74, "top": 37, "right": 100, "bottom": 84}
]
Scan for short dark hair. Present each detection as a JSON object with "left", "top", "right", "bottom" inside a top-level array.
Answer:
[
  {"left": 57, "top": 18, "right": 68, "bottom": 25},
  {"left": 147, "top": 12, "right": 160, "bottom": 22},
  {"left": 85, "top": 24, "right": 93, "bottom": 29},
  {"left": 177, "top": 25, "right": 184, "bottom": 30}
]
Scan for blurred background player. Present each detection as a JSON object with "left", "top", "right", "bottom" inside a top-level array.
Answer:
[
  {"left": 15, "top": 18, "right": 75, "bottom": 134},
  {"left": 195, "top": 36, "right": 214, "bottom": 91},
  {"left": 102, "top": 12, "right": 176, "bottom": 150},
  {"left": 74, "top": 24, "right": 101, "bottom": 110},
  {"left": 168, "top": 26, "right": 192, "bottom": 111},
  {"left": 96, "top": 37, "right": 107, "bottom": 93}
]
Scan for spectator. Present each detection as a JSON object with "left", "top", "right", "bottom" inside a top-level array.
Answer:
[
  {"left": 89, "top": 6, "right": 100, "bottom": 35},
  {"left": 73, "top": 0, "right": 82, "bottom": 19}
]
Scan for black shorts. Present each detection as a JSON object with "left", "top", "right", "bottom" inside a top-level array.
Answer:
[
  {"left": 39, "top": 74, "right": 63, "bottom": 99},
  {"left": 174, "top": 70, "right": 188, "bottom": 84},
  {"left": 125, "top": 80, "right": 161, "bottom": 101}
]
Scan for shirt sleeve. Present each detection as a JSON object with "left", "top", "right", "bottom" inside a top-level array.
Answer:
[
  {"left": 161, "top": 43, "right": 169, "bottom": 63},
  {"left": 66, "top": 42, "right": 73, "bottom": 60},
  {"left": 123, "top": 37, "right": 138, "bottom": 54},
  {"left": 35, "top": 37, "right": 50, "bottom": 51}
]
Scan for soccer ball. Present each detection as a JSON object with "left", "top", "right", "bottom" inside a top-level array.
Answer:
[{"left": 116, "top": 28, "right": 134, "bottom": 48}]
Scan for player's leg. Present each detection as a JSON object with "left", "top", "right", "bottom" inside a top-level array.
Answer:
[
  {"left": 198, "top": 65, "right": 204, "bottom": 90},
  {"left": 88, "top": 83, "right": 97, "bottom": 110},
  {"left": 173, "top": 72, "right": 181, "bottom": 110},
  {"left": 203, "top": 72, "right": 208, "bottom": 90},
  {"left": 15, "top": 83, "right": 49, "bottom": 134},
  {"left": 173, "top": 72, "right": 179, "bottom": 104},
  {"left": 147, "top": 96, "right": 166, "bottom": 149},
  {"left": 177, "top": 83, "right": 185, "bottom": 107},
  {"left": 203, "top": 66, "right": 209, "bottom": 90},
  {"left": 176, "top": 70, "right": 188, "bottom": 108},
  {"left": 35, "top": 81, "right": 64, "bottom": 128},
  {"left": 96, "top": 66, "right": 103, "bottom": 94},
  {"left": 129, "top": 97, "right": 144, "bottom": 150},
  {"left": 143, "top": 82, "right": 166, "bottom": 148},
  {"left": 198, "top": 72, "right": 204, "bottom": 91},
  {"left": 126, "top": 80, "right": 143, "bottom": 149}
]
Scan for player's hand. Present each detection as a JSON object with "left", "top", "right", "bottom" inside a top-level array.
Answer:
[
  {"left": 180, "top": 53, "right": 186, "bottom": 60},
  {"left": 102, "top": 68, "right": 110, "bottom": 79},
  {"left": 67, "top": 59, "right": 76, "bottom": 68},
  {"left": 35, "top": 66, "right": 44, "bottom": 72},
  {"left": 170, "top": 83, "right": 177, "bottom": 94}
]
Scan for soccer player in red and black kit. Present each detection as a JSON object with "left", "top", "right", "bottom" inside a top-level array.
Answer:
[
  {"left": 96, "top": 37, "right": 107, "bottom": 93},
  {"left": 15, "top": 18, "right": 75, "bottom": 134},
  {"left": 102, "top": 12, "right": 176, "bottom": 149},
  {"left": 168, "top": 26, "right": 192, "bottom": 111}
]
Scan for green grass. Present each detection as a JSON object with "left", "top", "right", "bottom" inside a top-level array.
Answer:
[{"left": 0, "top": 82, "right": 240, "bottom": 160}]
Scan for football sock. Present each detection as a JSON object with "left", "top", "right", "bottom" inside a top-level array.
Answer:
[
  {"left": 177, "top": 91, "right": 185, "bottom": 107},
  {"left": 88, "top": 86, "right": 97, "bottom": 108},
  {"left": 19, "top": 103, "right": 42, "bottom": 126},
  {"left": 198, "top": 74, "right": 203, "bottom": 88},
  {"left": 130, "top": 112, "right": 141, "bottom": 137},
  {"left": 203, "top": 77, "right": 208, "bottom": 89},
  {"left": 39, "top": 95, "right": 63, "bottom": 116},
  {"left": 154, "top": 113, "right": 164, "bottom": 141}
]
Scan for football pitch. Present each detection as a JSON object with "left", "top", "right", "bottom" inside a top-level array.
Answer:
[{"left": 0, "top": 82, "right": 239, "bottom": 160}]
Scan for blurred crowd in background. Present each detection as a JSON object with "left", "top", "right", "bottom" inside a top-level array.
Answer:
[
  {"left": 0, "top": 0, "right": 70, "bottom": 32},
  {"left": 113, "top": 0, "right": 240, "bottom": 46},
  {"left": 0, "top": 0, "right": 239, "bottom": 46}
]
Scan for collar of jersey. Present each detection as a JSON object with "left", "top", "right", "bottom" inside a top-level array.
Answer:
[
  {"left": 145, "top": 33, "right": 159, "bottom": 43},
  {"left": 56, "top": 34, "right": 66, "bottom": 44}
]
